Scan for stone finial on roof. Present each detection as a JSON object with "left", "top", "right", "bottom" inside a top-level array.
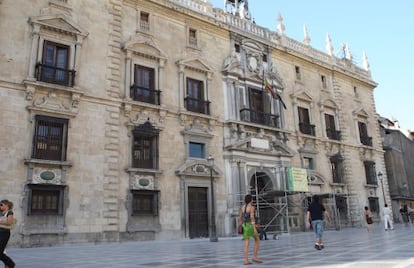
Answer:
[
  {"left": 277, "top": 12, "right": 285, "bottom": 35},
  {"left": 325, "top": 33, "right": 334, "bottom": 56},
  {"left": 362, "top": 51, "right": 370, "bottom": 71},
  {"left": 303, "top": 24, "right": 311, "bottom": 45}
]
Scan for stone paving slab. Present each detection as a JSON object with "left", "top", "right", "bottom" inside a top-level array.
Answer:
[{"left": 5, "top": 224, "right": 414, "bottom": 267}]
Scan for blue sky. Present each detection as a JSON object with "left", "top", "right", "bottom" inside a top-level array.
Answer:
[{"left": 209, "top": 1, "right": 414, "bottom": 130}]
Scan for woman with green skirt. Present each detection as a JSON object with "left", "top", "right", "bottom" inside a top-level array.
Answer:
[{"left": 239, "top": 194, "right": 262, "bottom": 265}]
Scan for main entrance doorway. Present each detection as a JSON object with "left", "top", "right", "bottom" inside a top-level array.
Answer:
[
  {"left": 188, "top": 187, "right": 209, "bottom": 238},
  {"left": 250, "top": 171, "right": 287, "bottom": 233}
]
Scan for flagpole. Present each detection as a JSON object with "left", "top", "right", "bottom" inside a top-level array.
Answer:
[
  {"left": 261, "top": 69, "right": 266, "bottom": 105},
  {"left": 261, "top": 69, "right": 265, "bottom": 91}
]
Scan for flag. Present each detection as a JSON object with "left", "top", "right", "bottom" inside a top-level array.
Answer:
[
  {"left": 264, "top": 78, "right": 287, "bottom": 109},
  {"left": 264, "top": 78, "right": 277, "bottom": 99}
]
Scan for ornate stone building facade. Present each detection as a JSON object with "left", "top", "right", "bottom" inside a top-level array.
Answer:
[
  {"left": 0, "top": 0, "right": 387, "bottom": 246},
  {"left": 380, "top": 117, "right": 414, "bottom": 219}
]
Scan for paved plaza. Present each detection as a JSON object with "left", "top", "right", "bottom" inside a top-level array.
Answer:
[{"left": 5, "top": 223, "right": 414, "bottom": 268}]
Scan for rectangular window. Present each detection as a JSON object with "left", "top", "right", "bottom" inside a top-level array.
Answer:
[
  {"left": 331, "top": 161, "right": 342, "bottom": 183},
  {"left": 295, "top": 65, "right": 301, "bottom": 80},
  {"left": 321, "top": 75, "right": 327, "bottom": 88},
  {"left": 131, "top": 65, "right": 159, "bottom": 104},
  {"left": 358, "top": 121, "right": 372, "bottom": 146},
  {"left": 28, "top": 184, "right": 65, "bottom": 215},
  {"left": 325, "top": 113, "right": 335, "bottom": 130},
  {"left": 140, "top": 12, "right": 150, "bottom": 32},
  {"left": 37, "top": 41, "right": 73, "bottom": 86},
  {"left": 262, "top": 54, "right": 267, "bottom": 62},
  {"left": 331, "top": 157, "right": 344, "bottom": 183},
  {"left": 132, "top": 123, "right": 159, "bottom": 169},
  {"left": 330, "top": 154, "right": 344, "bottom": 184},
  {"left": 243, "top": 87, "right": 278, "bottom": 127},
  {"left": 185, "top": 78, "right": 209, "bottom": 114},
  {"left": 368, "top": 197, "right": 379, "bottom": 213},
  {"left": 249, "top": 88, "right": 265, "bottom": 113},
  {"left": 298, "top": 107, "right": 315, "bottom": 136},
  {"left": 132, "top": 190, "right": 159, "bottom": 216},
  {"left": 189, "top": 142, "right": 205, "bottom": 158},
  {"left": 189, "top": 28, "right": 197, "bottom": 47},
  {"left": 325, "top": 114, "right": 340, "bottom": 140},
  {"left": 132, "top": 136, "right": 157, "bottom": 169},
  {"left": 303, "top": 157, "right": 314, "bottom": 170},
  {"left": 32, "top": 115, "right": 68, "bottom": 161},
  {"left": 298, "top": 107, "right": 310, "bottom": 124},
  {"left": 364, "top": 161, "right": 377, "bottom": 185}
]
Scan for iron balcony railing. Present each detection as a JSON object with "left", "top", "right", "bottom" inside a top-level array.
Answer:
[
  {"left": 299, "top": 122, "right": 316, "bottom": 136},
  {"left": 140, "top": 21, "right": 150, "bottom": 32},
  {"left": 130, "top": 85, "right": 161, "bottom": 105},
  {"left": 332, "top": 177, "right": 345, "bottom": 184},
  {"left": 35, "top": 63, "right": 75, "bottom": 87},
  {"left": 326, "top": 128, "right": 341, "bottom": 141},
  {"left": 366, "top": 178, "right": 378, "bottom": 186},
  {"left": 360, "top": 135, "right": 373, "bottom": 146},
  {"left": 184, "top": 96, "right": 210, "bottom": 115},
  {"left": 240, "top": 108, "right": 280, "bottom": 128}
]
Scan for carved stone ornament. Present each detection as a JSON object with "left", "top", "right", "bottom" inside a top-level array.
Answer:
[
  {"left": 246, "top": 53, "right": 261, "bottom": 74},
  {"left": 131, "top": 174, "right": 155, "bottom": 190},
  {"left": 192, "top": 164, "right": 208, "bottom": 174},
  {"left": 32, "top": 91, "right": 71, "bottom": 113},
  {"left": 25, "top": 84, "right": 36, "bottom": 101},
  {"left": 223, "top": 47, "right": 241, "bottom": 72},
  {"left": 32, "top": 168, "right": 62, "bottom": 185}
]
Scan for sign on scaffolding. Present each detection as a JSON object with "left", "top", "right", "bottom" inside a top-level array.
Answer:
[{"left": 287, "top": 167, "right": 309, "bottom": 192}]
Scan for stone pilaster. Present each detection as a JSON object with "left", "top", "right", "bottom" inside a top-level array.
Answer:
[
  {"left": 107, "top": 0, "right": 122, "bottom": 99},
  {"left": 102, "top": 0, "right": 122, "bottom": 233}
]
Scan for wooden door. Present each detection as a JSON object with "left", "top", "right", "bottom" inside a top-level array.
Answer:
[{"left": 188, "top": 187, "right": 209, "bottom": 238}]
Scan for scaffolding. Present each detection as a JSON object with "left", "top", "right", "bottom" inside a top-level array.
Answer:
[
  {"left": 235, "top": 168, "right": 357, "bottom": 237},
  {"left": 300, "top": 191, "right": 361, "bottom": 231},
  {"left": 249, "top": 170, "right": 291, "bottom": 237}
]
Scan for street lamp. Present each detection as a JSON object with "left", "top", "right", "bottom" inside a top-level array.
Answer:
[
  {"left": 207, "top": 155, "right": 218, "bottom": 242},
  {"left": 378, "top": 171, "right": 386, "bottom": 204}
]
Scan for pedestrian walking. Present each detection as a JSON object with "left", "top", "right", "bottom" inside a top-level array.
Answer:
[
  {"left": 254, "top": 218, "right": 268, "bottom": 241},
  {"left": 364, "top": 206, "right": 373, "bottom": 232},
  {"left": 306, "top": 195, "right": 331, "bottom": 250},
  {"left": 239, "top": 194, "right": 262, "bottom": 265},
  {"left": 0, "top": 199, "right": 16, "bottom": 268},
  {"left": 408, "top": 207, "right": 414, "bottom": 225},
  {"left": 399, "top": 204, "right": 409, "bottom": 226},
  {"left": 383, "top": 204, "right": 394, "bottom": 230}
]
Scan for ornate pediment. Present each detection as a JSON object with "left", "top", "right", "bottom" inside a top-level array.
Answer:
[
  {"left": 123, "top": 35, "right": 167, "bottom": 61},
  {"left": 319, "top": 97, "right": 338, "bottom": 109},
  {"left": 291, "top": 89, "right": 313, "bottom": 103},
  {"left": 225, "top": 137, "right": 294, "bottom": 157},
  {"left": 29, "top": 14, "right": 88, "bottom": 38},
  {"left": 308, "top": 170, "right": 326, "bottom": 185},
  {"left": 353, "top": 107, "right": 369, "bottom": 118},
  {"left": 175, "top": 159, "right": 222, "bottom": 177},
  {"left": 176, "top": 57, "right": 212, "bottom": 74}
]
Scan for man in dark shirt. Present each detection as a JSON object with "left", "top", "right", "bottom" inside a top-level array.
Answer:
[{"left": 306, "top": 195, "right": 331, "bottom": 250}]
